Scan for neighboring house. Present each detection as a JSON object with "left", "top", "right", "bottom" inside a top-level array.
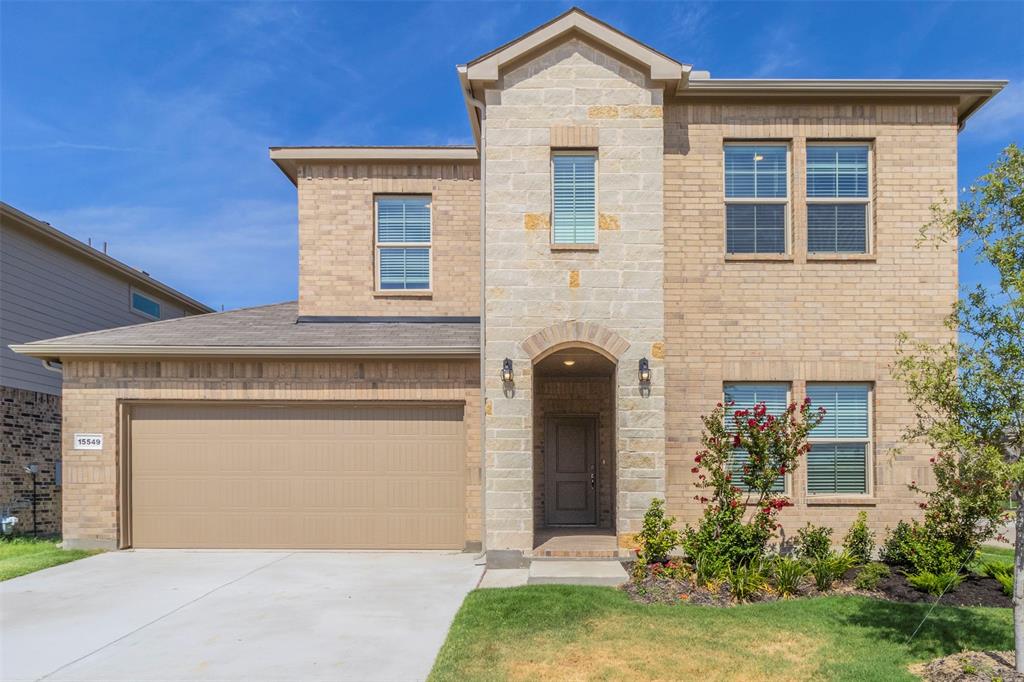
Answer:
[
  {"left": 12, "top": 9, "right": 1005, "bottom": 565},
  {"left": 1, "top": 202, "right": 211, "bottom": 535}
]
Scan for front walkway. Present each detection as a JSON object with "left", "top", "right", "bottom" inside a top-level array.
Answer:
[{"left": 0, "top": 550, "right": 483, "bottom": 682}]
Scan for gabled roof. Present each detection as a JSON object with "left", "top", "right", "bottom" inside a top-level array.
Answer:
[
  {"left": 1, "top": 202, "right": 212, "bottom": 314},
  {"left": 10, "top": 302, "right": 480, "bottom": 361},
  {"left": 463, "top": 7, "right": 689, "bottom": 87}
]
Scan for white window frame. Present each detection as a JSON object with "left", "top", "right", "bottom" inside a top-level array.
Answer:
[
  {"left": 805, "top": 382, "right": 874, "bottom": 497},
  {"left": 723, "top": 381, "right": 792, "bottom": 495},
  {"left": 723, "top": 142, "right": 791, "bottom": 255},
  {"left": 130, "top": 287, "right": 161, "bottom": 320},
  {"left": 550, "top": 149, "right": 599, "bottom": 246},
  {"left": 373, "top": 194, "right": 433, "bottom": 293},
  {"left": 805, "top": 141, "right": 873, "bottom": 255}
]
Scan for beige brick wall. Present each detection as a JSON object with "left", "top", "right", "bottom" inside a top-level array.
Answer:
[
  {"left": 662, "top": 100, "right": 959, "bottom": 543},
  {"left": 296, "top": 162, "right": 480, "bottom": 318},
  {"left": 483, "top": 38, "right": 667, "bottom": 553},
  {"left": 59, "top": 358, "right": 481, "bottom": 549}
]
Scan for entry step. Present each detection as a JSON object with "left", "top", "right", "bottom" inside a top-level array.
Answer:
[{"left": 527, "top": 559, "right": 628, "bottom": 587}]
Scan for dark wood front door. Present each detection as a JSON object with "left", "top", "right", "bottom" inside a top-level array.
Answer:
[{"left": 544, "top": 415, "right": 597, "bottom": 526}]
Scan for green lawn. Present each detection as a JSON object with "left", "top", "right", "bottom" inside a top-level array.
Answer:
[
  {"left": 430, "top": 586, "right": 1011, "bottom": 682},
  {"left": 0, "top": 537, "right": 100, "bottom": 581}
]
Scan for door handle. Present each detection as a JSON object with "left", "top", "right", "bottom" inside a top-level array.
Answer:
[{"left": 590, "top": 473, "right": 596, "bottom": 488}]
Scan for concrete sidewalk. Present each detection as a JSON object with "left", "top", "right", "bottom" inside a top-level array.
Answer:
[{"left": 0, "top": 550, "right": 482, "bottom": 682}]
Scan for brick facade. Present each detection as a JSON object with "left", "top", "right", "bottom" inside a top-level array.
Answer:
[
  {"left": 1, "top": 386, "right": 62, "bottom": 535},
  {"left": 59, "top": 359, "right": 480, "bottom": 549},
  {"left": 662, "top": 101, "right": 958, "bottom": 540},
  {"left": 296, "top": 162, "right": 480, "bottom": 318}
]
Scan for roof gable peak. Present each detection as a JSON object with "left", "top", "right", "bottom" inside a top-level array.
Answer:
[{"left": 463, "top": 7, "right": 688, "bottom": 87}]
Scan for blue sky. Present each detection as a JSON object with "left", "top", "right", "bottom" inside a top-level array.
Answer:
[{"left": 2, "top": 1, "right": 1021, "bottom": 311}]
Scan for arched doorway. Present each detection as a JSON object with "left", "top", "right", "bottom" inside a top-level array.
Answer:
[{"left": 532, "top": 346, "right": 616, "bottom": 555}]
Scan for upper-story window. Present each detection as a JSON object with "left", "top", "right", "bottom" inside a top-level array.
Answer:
[
  {"left": 375, "top": 196, "right": 431, "bottom": 291},
  {"left": 806, "top": 144, "right": 871, "bottom": 254},
  {"left": 552, "top": 152, "right": 597, "bottom": 244},
  {"left": 724, "top": 144, "right": 788, "bottom": 254},
  {"left": 806, "top": 383, "right": 871, "bottom": 495},
  {"left": 131, "top": 289, "right": 161, "bottom": 319},
  {"left": 723, "top": 382, "right": 789, "bottom": 493}
]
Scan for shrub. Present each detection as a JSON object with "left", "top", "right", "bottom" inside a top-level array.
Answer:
[
  {"left": 880, "top": 520, "right": 968, "bottom": 575},
  {"left": 853, "top": 562, "right": 891, "bottom": 590},
  {"left": 684, "top": 398, "right": 824, "bottom": 569},
  {"left": 979, "top": 560, "right": 1012, "bottom": 581},
  {"left": 728, "top": 562, "right": 767, "bottom": 602},
  {"left": 634, "top": 498, "right": 681, "bottom": 565},
  {"left": 906, "top": 570, "right": 965, "bottom": 596},
  {"left": 880, "top": 520, "right": 915, "bottom": 566},
  {"left": 810, "top": 551, "right": 856, "bottom": 591},
  {"left": 843, "top": 512, "right": 875, "bottom": 564},
  {"left": 693, "top": 550, "right": 728, "bottom": 589},
  {"left": 995, "top": 572, "right": 1013, "bottom": 597},
  {"left": 795, "top": 523, "right": 833, "bottom": 560},
  {"left": 771, "top": 556, "right": 809, "bottom": 598}
]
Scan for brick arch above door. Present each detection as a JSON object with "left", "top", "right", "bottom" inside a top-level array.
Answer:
[{"left": 521, "top": 320, "right": 631, "bottom": 364}]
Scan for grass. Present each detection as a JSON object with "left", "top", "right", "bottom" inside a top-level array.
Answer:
[
  {"left": 0, "top": 537, "right": 100, "bottom": 581},
  {"left": 429, "top": 586, "right": 1012, "bottom": 682}
]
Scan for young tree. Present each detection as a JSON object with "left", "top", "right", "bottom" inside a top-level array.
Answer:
[{"left": 893, "top": 144, "right": 1022, "bottom": 669}]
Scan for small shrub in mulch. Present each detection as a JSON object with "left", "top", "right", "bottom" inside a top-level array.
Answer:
[
  {"left": 913, "top": 651, "right": 1023, "bottom": 682},
  {"left": 867, "top": 570, "right": 1010, "bottom": 608}
]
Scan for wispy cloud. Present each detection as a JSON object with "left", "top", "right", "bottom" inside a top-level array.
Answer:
[
  {"left": 39, "top": 200, "right": 297, "bottom": 311},
  {"left": 962, "top": 77, "right": 1024, "bottom": 143},
  {"left": 751, "top": 25, "right": 805, "bottom": 78},
  {"left": 2, "top": 141, "right": 165, "bottom": 153}
]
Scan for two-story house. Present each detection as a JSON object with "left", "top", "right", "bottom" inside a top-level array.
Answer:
[
  {"left": 1, "top": 203, "right": 211, "bottom": 535},
  {"left": 13, "top": 9, "right": 1004, "bottom": 566}
]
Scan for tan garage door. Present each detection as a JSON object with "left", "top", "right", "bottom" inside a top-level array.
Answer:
[{"left": 129, "top": 403, "right": 465, "bottom": 549}]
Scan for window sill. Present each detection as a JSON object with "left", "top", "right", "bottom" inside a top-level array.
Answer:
[
  {"left": 373, "top": 290, "right": 433, "bottom": 299},
  {"left": 805, "top": 496, "right": 877, "bottom": 507},
  {"left": 806, "top": 253, "right": 876, "bottom": 262},
  {"left": 724, "top": 253, "right": 793, "bottom": 263},
  {"left": 551, "top": 243, "right": 599, "bottom": 252}
]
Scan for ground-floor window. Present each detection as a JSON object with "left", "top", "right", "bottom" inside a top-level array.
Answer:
[
  {"left": 723, "top": 382, "right": 789, "bottom": 493},
  {"left": 805, "top": 383, "right": 871, "bottom": 495}
]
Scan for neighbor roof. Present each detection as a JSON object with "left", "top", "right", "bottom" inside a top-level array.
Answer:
[
  {"left": 9, "top": 302, "right": 480, "bottom": 361},
  {"left": 1, "top": 202, "right": 213, "bottom": 314}
]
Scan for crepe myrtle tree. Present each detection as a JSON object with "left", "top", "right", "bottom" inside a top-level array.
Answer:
[
  {"left": 683, "top": 398, "right": 824, "bottom": 566},
  {"left": 893, "top": 144, "right": 1022, "bottom": 670}
]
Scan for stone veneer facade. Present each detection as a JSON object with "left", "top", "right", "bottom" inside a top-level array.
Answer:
[
  {"left": 1, "top": 386, "right": 62, "bottom": 534},
  {"left": 483, "top": 39, "right": 666, "bottom": 554}
]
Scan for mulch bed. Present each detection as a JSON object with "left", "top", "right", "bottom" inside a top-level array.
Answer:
[
  {"left": 912, "top": 651, "right": 1023, "bottom": 681},
  {"left": 622, "top": 562, "right": 1011, "bottom": 608}
]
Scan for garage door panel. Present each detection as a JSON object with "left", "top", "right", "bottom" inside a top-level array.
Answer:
[{"left": 130, "top": 403, "right": 465, "bottom": 549}]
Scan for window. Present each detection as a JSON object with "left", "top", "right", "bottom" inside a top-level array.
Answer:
[
  {"left": 724, "top": 144, "right": 788, "bottom": 254},
  {"left": 806, "top": 383, "right": 871, "bottom": 495},
  {"left": 131, "top": 289, "right": 161, "bottom": 319},
  {"left": 375, "top": 196, "right": 431, "bottom": 290},
  {"left": 806, "top": 144, "right": 871, "bottom": 253},
  {"left": 552, "top": 152, "right": 597, "bottom": 244},
  {"left": 723, "top": 382, "right": 790, "bottom": 492}
]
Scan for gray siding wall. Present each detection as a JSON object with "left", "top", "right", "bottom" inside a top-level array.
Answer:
[{"left": 0, "top": 222, "right": 188, "bottom": 395}]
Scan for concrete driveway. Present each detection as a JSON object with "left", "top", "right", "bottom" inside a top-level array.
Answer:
[{"left": 0, "top": 550, "right": 483, "bottom": 682}]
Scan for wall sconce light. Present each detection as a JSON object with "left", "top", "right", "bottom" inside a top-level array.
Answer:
[
  {"left": 638, "top": 357, "right": 651, "bottom": 383},
  {"left": 501, "top": 358, "right": 515, "bottom": 398},
  {"left": 638, "top": 357, "right": 651, "bottom": 397}
]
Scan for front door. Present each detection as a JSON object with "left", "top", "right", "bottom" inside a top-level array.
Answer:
[{"left": 544, "top": 415, "right": 597, "bottom": 525}]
